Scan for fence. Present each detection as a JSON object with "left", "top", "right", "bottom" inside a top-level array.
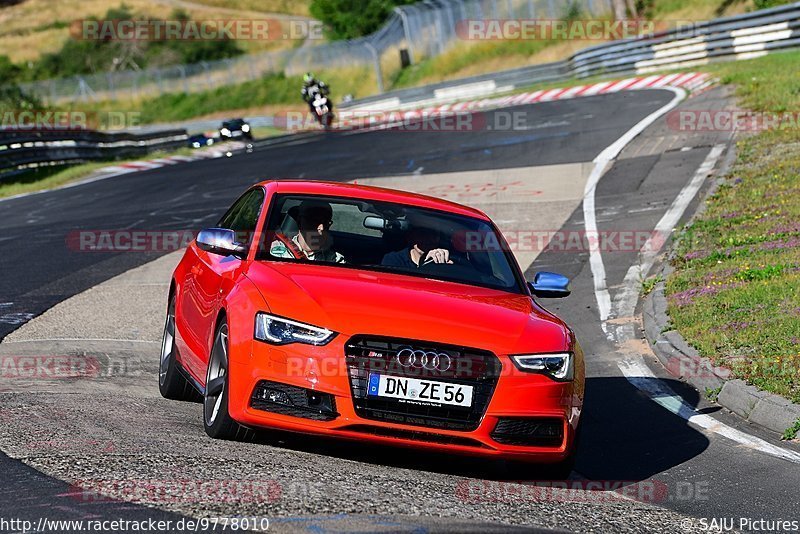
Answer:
[
  {"left": 0, "top": 129, "right": 187, "bottom": 178},
  {"left": 16, "top": 0, "right": 613, "bottom": 104}
]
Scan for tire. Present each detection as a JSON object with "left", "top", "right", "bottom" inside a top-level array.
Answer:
[
  {"left": 159, "top": 295, "right": 201, "bottom": 402},
  {"left": 203, "top": 321, "right": 253, "bottom": 441}
]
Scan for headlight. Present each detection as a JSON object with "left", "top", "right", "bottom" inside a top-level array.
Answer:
[
  {"left": 221, "top": 128, "right": 231, "bottom": 136},
  {"left": 241, "top": 124, "right": 250, "bottom": 132},
  {"left": 254, "top": 312, "right": 336, "bottom": 346},
  {"left": 510, "top": 353, "right": 573, "bottom": 381}
]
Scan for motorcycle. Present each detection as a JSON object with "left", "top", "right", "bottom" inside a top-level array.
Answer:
[{"left": 311, "top": 92, "right": 334, "bottom": 129}]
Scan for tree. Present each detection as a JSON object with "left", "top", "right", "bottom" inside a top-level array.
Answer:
[{"left": 310, "top": 0, "right": 416, "bottom": 40}]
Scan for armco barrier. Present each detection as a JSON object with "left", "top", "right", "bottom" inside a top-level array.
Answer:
[
  {"left": 571, "top": 2, "right": 800, "bottom": 76},
  {"left": 0, "top": 128, "right": 188, "bottom": 179},
  {"left": 341, "top": 2, "right": 800, "bottom": 111}
]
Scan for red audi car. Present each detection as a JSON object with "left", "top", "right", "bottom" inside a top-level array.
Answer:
[{"left": 160, "top": 180, "right": 584, "bottom": 475}]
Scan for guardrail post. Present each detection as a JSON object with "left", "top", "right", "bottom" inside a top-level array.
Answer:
[
  {"left": 423, "top": 0, "right": 447, "bottom": 54},
  {"left": 178, "top": 66, "right": 188, "bottom": 93},
  {"left": 394, "top": 6, "right": 416, "bottom": 64},
  {"left": 201, "top": 62, "right": 212, "bottom": 89},
  {"left": 106, "top": 73, "right": 116, "bottom": 101},
  {"left": 364, "top": 42, "right": 384, "bottom": 93}
]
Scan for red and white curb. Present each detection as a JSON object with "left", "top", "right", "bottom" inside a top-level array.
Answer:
[
  {"left": 339, "top": 72, "right": 715, "bottom": 130},
  {"left": 97, "top": 142, "right": 244, "bottom": 175}
]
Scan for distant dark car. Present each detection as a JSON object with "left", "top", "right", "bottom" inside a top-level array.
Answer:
[
  {"left": 188, "top": 133, "right": 215, "bottom": 149},
  {"left": 220, "top": 118, "right": 252, "bottom": 141}
]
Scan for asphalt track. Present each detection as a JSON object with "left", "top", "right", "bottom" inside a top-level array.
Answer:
[{"left": 1, "top": 87, "right": 799, "bottom": 532}]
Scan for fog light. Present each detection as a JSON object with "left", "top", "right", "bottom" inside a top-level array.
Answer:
[{"left": 262, "top": 388, "right": 291, "bottom": 405}]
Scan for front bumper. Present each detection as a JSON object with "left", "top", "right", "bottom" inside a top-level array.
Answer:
[{"left": 227, "top": 335, "right": 582, "bottom": 462}]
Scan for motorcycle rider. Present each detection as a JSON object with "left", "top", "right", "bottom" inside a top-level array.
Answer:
[{"left": 301, "top": 72, "right": 329, "bottom": 114}]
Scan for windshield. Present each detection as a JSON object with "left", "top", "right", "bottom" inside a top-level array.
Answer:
[{"left": 258, "top": 194, "right": 523, "bottom": 293}]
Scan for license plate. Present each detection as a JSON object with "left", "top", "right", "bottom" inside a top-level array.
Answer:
[{"left": 367, "top": 373, "right": 473, "bottom": 407}]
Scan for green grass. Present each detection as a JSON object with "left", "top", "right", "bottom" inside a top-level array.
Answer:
[
  {"left": 392, "top": 38, "right": 559, "bottom": 89},
  {"left": 665, "top": 50, "right": 800, "bottom": 403},
  {"left": 707, "top": 52, "right": 800, "bottom": 113},
  {"left": 784, "top": 419, "right": 800, "bottom": 440},
  {"left": 77, "top": 67, "right": 373, "bottom": 125},
  {"left": 641, "top": 274, "right": 664, "bottom": 296}
]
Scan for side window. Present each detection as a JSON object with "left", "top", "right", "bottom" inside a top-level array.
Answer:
[{"left": 217, "top": 188, "right": 265, "bottom": 244}]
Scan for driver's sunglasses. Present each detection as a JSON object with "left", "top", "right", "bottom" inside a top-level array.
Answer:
[{"left": 301, "top": 218, "right": 333, "bottom": 229}]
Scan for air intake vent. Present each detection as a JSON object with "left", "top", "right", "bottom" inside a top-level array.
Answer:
[
  {"left": 491, "top": 418, "right": 564, "bottom": 447},
  {"left": 251, "top": 380, "right": 338, "bottom": 421}
]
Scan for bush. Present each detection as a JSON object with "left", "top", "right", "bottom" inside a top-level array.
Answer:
[
  {"left": 0, "top": 55, "right": 21, "bottom": 84},
  {"left": 24, "top": 5, "right": 243, "bottom": 81},
  {"left": 0, "top": 84, "right": 41, "bottom": 111},
  {"left": 309, "top": 0, "right": 415, "bottom": 40},
  {"left": 753, "top": 0, "right": 794, "bottom": 8}
]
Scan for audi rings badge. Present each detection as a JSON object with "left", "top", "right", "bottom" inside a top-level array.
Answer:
[{"left": 396, "top": 347, "right": 452, "bottom": 372}]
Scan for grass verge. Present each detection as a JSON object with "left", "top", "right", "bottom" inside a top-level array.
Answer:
[
  {"left": 78, "top": 67, "right": 373, "bottom": 125},
  {"left": 0, "top": 146, "right": 195, "bottom": 199},
  {"left": 665, "top": 49, "right": 800, "bottom": 403}
]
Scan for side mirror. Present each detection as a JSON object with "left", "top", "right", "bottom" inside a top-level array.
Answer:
[
  {"left": 196, "top": 228, "right": 247, "bottom": 258},
  {"left": 528, "top": 272, "right": 571, "bottom": 298}
]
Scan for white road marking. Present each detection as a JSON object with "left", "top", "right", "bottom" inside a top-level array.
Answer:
[
  {"left": 579, "top": 93, "right": 798, "bottom": 461},
  {"left": 619, "top": 358, "right": 800, "bottom": 464},
  {"left": 583, "top": 87, "right": 686, "bottom": 328},
  {"left": 612, "top": 144, "right": 726, "bottom": 335}
]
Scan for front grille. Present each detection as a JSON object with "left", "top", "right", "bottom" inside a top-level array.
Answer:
[
  {"left": 250, "top": 380, "right": 338, "bottom": 421},
  {"left": 491, "top": 417, "right": 564, "bottom": 447},
  {"left": 342, "top": 425, "right": 489, "bottom": 448},
  {"left": 345, "top": 335, "right": 501, "bottom": 431}
]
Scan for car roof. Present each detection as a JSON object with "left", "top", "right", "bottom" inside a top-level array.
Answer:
[{"left": 259, "top": 180, "right": 491, "bottom": 221}]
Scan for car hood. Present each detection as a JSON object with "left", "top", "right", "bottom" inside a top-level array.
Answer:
[{"left": 245, "top": 262, "right": 568, "bottom": 353}]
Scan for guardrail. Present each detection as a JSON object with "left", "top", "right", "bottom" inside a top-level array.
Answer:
[
  {"left": 341, "top": 1, "right": 800, "bottom": 111},
  {"left": 571, "top": 2, "right": 800, "bottom": 77},
  {"left": 0, "top": 128, "right": 188, "bottom": 180}
]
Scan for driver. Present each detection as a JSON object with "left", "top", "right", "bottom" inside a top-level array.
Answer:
[
  {"left": 270, "top": 200, "right": 345, "bottom": 263},
  {"left": 381, "top": 226, "right": 452, "bottom": 268}
]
